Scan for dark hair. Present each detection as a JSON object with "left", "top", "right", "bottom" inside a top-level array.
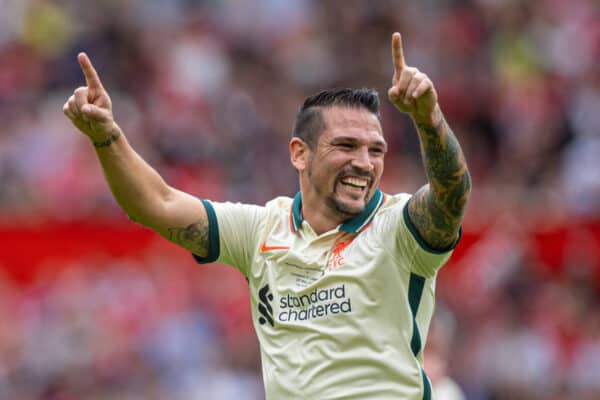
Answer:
[{"left": 292, "top": 88, "right": 380, "bottom": 149}]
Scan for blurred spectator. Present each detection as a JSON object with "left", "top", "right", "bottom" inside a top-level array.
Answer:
[{"left": 1, "top": 0, "right": 599, "bottom": 398}]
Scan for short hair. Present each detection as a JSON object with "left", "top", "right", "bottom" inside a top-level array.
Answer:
[{"left": 292, "top": 88, "right": 380, "bottom": 149}]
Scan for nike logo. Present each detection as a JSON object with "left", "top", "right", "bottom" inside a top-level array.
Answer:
[{"left": 260, "top": 243, "right": 290, "bottom": 253}]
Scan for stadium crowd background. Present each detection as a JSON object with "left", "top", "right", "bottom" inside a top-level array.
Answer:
[{"left": 0, "top": 0, "right": 599, "bottom": 399}]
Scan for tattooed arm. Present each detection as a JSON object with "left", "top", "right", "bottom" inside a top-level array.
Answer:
[
  {"left": 388, "top": 33, "right": 471, "bottom": 249},
  {"left": 96, "top": 135, "right": 211, "bottom": 256},
  {"left": 408, "top": 106, "right": 471, "bottom": 249},
  {"left": 165, "top": 218, "right": 210, "bottom": 258},
  {"left": 97, "top": 135, "right": 210, "bottom": 256},
  {"left": 63, "top": 53, "right": 211, "bottom": 257}
]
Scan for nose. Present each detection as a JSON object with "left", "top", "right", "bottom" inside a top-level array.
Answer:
[{"left": 351, "top": 147, "right": 374, "bottom": 172}]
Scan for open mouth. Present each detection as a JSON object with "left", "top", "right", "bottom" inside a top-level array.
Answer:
[
  {"left": 339, "top": 176, "right": 369, "bottom": 189},
  {"left": 331, "top": 173, "right": 373, "bottom": 214},
  {"left": 336, "top": 174, "right": 372, "bottom": 199}
]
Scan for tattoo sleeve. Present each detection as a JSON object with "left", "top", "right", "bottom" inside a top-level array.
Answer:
[
  {"left": 167, "top": 219, "right": 210, "bottom": 257},
  {"left": 408, "top": 114, "right": 472, "bottom": 250}
]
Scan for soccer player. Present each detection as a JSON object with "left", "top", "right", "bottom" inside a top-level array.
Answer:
[{"left": 63, "top": 32, "right": 471, "bottom": 399}]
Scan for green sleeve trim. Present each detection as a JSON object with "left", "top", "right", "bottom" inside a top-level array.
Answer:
[
  {"left": 408, "top": 273, "right": 425, "bottom": 356},
  {"left": 407, "top": 273, "right": 431, "bottom": 400},
  {"left": 192, "top": 199, "right": 220, "bottom": 264},
  {"left": 421, "top": 369, "right": 432, "bottom": 400},
  {"left": 402, "top": 200, "right": 461, "bottom": 254}
]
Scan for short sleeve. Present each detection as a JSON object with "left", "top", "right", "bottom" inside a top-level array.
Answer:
[
  {"left": 398, "top": 200, "right": 461, "bottom": 277},
  {"left": 192, "top": 200, "right": 266, "bottom": 277},
  {"left": 375, "top": 194, "right": 460, "bottom": 278}
]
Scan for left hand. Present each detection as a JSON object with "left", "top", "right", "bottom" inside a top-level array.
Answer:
[
  {"left": 387, "top": 32, "right": 439, "bottom": 123},
  {"left": 63, "top": 53, "right": 118, "bottom": 143}
]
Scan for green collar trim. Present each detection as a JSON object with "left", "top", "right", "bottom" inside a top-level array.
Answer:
[
  {"left": 291, "top": 188, "right": 384, "bottom": 233},
  {"left": 291, "top": 192, "right": 303, "bottom": 232}
]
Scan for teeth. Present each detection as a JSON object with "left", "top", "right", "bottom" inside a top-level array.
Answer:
[{"left": 341, "top": 177, "right": 367, "bottom": 188}]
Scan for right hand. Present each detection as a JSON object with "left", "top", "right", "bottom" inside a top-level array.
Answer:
[
  {"left": 387, "top": 32, "right": 440, "bottom": 125},
  {"left": 63, "top": 52, "right": 118, "bottom": 142}
]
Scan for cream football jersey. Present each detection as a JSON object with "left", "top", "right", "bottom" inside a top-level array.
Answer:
[{"left": 194, "top": 189, "right": 459, "bottom": 400}]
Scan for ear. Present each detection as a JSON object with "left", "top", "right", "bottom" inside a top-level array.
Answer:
[{"left": 290, "top": 137, "right": 310, "bottom": 171}]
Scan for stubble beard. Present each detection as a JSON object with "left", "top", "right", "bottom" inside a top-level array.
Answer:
[
  {"left": 307, "top": 159, "right": 372, "bottom": 219},
  {"left": 327, "top": 192, "right": 363, "bottom": 218}
]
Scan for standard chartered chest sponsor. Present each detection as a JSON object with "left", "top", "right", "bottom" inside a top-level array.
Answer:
[{"left": 277, "top": 284, "right": 352, "bottom": 322}]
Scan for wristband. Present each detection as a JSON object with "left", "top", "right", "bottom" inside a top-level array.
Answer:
[{"left": 93, "top": 132, "right": 121, "bottom": 148}]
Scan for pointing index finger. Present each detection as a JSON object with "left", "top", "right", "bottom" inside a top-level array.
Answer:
[
  {"left": 77, "top": 52, "right": 104, "bottom": 92},
  {"left": 392, "top": 32, "right": 406, "bottom": 73}
]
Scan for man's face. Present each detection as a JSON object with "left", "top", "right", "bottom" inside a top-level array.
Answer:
[{"left": 305, "top": 106, "right": 387, "bottom": 218}]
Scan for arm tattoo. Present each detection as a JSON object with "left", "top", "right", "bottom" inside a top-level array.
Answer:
[
  {"left": 408, "top": 116, "right": 472, "bottom": 250},
  {"left": 167, "top": 219, "right": 210, "bottom": 257}
]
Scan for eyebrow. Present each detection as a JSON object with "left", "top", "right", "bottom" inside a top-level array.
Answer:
[{"left": 330, "top": 136, "right": 388, "bottom": 150}]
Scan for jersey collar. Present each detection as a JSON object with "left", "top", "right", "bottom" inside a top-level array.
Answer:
[{"left": 291, "top": 188, "right": 384, "bottom": 233}]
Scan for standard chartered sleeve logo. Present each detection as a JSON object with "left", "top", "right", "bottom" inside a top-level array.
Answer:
[{"left": 258, "top": 284, "right": 353, "bottom": 326}]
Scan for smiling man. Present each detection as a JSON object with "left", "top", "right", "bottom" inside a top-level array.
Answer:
[
  {"left": 63, "top": 32, "right": 471, "bottom": 399},
  {"left": 290, "top": 91, "right": 386, "bottom": 232}
]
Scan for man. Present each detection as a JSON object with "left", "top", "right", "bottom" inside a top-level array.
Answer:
[{"left": 63, "top": 32, "right": 471, "bottom": 399}]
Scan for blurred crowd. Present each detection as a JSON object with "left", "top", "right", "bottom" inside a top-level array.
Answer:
[
  {"left": 1, "top": 0, "right": 599, "bottom": 399},
  {"left": 1, "top": 0, "right": 599, "bottom": 223},
  {"left": 0, "top": 247, "right": 265, "bottom": 399}
]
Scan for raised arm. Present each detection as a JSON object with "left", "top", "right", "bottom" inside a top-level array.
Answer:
[
  {"left": 387, "top": 33, "right": 471, "bottom": 250},
  {"left": 63, "top": 53, "right": 211, "bottom": 257}
]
